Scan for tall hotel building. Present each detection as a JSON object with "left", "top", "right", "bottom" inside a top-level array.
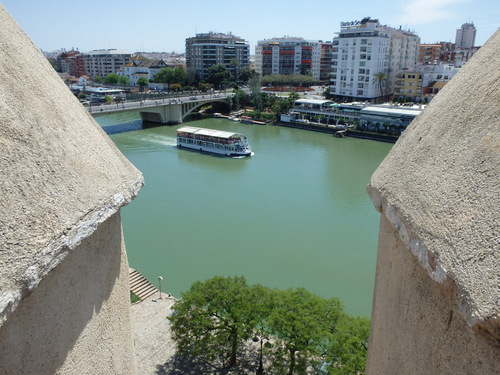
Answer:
[
  {"left": 255, "top": 37, "right": 321, "bottom": 80},
  {"left": 455, "top": 22, "right": 476, "bottom": 49},
  {"left": 330, "top": 18, "right": 420, "bottom": 101},
  {"left": 185, "top": 32, "right": 249, "bottom": 81}
]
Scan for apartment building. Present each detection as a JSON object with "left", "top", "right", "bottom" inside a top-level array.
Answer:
[
  {"left": 319, "top": 41, "right": 335, "bottom": 83},
  {"left": 418, "top": 44, "right": 443, "bottom": 64},
  {"left": 394, "top": 63, "right": 461, "bottom": 102},
  {"left": 185, "top": 32, "right": 249, "bottom": 81},
  {"left": 419, "top": 41, "right": 479, "bottom": 67},
  {"left": 255, "top": 37, "right": 321, "bottom": 80},
  {"left": 330, "top": 17, "right": 420, "bottom": 101},
  {"left": 68, "top": 54, "right": 85, "bottom": 78},
  {"left": 394, "top": 72, "right": 423, "bottom": 102},
  {"left": 83, "top": 49, "right": 132, "bottom": 78},
  {"left": 56, "top": 50, "right": 80, "bottom": 73}
]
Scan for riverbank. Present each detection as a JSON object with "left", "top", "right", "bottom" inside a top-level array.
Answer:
[{"left": 277, "top": 121, "right": 399, "bottom": 143}]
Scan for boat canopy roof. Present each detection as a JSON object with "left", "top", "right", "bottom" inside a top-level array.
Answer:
[
  {"left": 177, "top": 126, "right": 244, "bottom": 139},
  {"left": 295, "top": 99, "right": 334, "bottom": 106}
]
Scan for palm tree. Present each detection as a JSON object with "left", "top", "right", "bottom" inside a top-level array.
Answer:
[{"left": 372, "top": 71, "right": 388, "bottom": 99}]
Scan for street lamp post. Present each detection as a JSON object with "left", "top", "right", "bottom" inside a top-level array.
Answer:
[
  {"left": 157, "top": 276, "right": 163, "bottom": 299},
  {"left": 253, "top": 336, "right": 265, "bottom": 374},
  {"left": 257, "top": 338, "right": 264, "bottom": 375}
]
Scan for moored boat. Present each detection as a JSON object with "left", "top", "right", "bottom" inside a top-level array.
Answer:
[{"left": 177, "top": 126, "right": 252, "bottom": 157}]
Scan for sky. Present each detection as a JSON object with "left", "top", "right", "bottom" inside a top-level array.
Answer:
[{"left": 1, "top": 0, "right": 499, "bottom": 54}]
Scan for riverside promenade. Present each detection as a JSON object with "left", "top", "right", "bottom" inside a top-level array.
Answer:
[
  {"left": 130, "top": 293, "right": 177, "bottom": 374},
  {"left": 129, "top": 273, "right": 261, "bottom": 374}
]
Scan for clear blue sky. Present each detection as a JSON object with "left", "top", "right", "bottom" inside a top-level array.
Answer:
[{"left": 1, "top": 0, "right": 498, "bottom": 54}]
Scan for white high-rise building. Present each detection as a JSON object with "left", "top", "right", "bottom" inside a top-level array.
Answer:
[
  {"left": 455, "top": 22, "right": 476, "bottom": 49},
  {"left": 330, "top": 18, "right": 420, "bottom": 101}
]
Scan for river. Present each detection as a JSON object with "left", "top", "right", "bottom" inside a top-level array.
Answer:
[{"left": 96, "top": 112, "right": 393, "bottom": 317}]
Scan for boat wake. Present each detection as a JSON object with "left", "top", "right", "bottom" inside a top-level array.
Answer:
[{"left": 141, "top": 134, "right": 177, "bottom": 147}]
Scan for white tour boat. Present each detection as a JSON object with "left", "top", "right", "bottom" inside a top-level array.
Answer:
[{"left": 177, "top": 126, "right": 252, "bottom": 157}]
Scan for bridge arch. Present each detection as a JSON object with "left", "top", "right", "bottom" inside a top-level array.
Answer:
[
  {"left": 180, "top": 98, "right": 229, "bottom": 121},
  {"left": 139, "top": 97, "right": 230, "bottom": 124}
]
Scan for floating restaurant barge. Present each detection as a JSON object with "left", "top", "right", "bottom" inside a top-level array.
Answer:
[{"left": 177, "top": 126, "right": 252, "bottom": 157}]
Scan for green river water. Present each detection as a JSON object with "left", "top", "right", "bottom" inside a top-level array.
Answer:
[{"left": 96, "top": 112, "right": 393, "bottom": 317}]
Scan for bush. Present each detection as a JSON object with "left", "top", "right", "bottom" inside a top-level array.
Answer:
[{"left": 130, "top": 291, "right": 141, "bottom": 304}]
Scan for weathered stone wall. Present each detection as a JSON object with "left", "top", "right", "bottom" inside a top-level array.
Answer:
[
  {"left": 0, "top": 4, "right": 143, "bottom": 325},
  {"left": 0, "top": 212, "right": 137, "bottom": 374},
  {"left": 0, "top": 4, "right": 142, "bottom": 374},
  {"left": 366, "top": 216, "right": 499, "bottom": 374},
  {"left": 366, "top": 27, "right": 500, "bottom": 373}
]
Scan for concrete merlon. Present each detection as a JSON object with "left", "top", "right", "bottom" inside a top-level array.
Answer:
[
  {"left": 0, "top": 174, "right": 144, "bottom": 327},
  {"left": 0, "top": 5, "right": 145, "bottom": 328},
  {"left": 367, "top": 29, "right": 500, "bottom": 345}
]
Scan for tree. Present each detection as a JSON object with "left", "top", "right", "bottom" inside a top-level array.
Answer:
[
  {"left": 265, "top": 288, "right": 344, "bottom": 375},
  {"left": 137, "top": 77, "right": 149, "bottom": 91},
  {"left": 300, "top": 64, "right": 311, "bottom": 76},
  {"left": 169, "top": 277, "right": 368, "bottom": 374},
  {"left": 169, "top": 276, "right": 259, "bottom": 368},
  {"left": 186, "top": 67, "right": 200, "bottom": 87},
  {"left": 170, "top": 83, "right": 182, "bottom": 91},
  {"left": 233, "top": 89, "right": 248, "bottom": 111},
  {"left": 118, "top": 75, "right": 130, "bottom": 85},
  {"left": 104, "top": 73, "right": 120, "bottom": 85},
  {"left": 207, "top": 64, "right": 232, "bottom": 89},
  {"left": 326, "top": 315, "right": 370, "bottom": 375},
  {"left": 47, "top": 58, "right": 59, "bottom": 72},
  {"left": 288, "top": 91, "right": 300, "bottom": 105},
  {"left": 230, "top": 58, "right": 241, "bottom": 82},
  {"left": 152, "top": 66, "right": 186, "bottom": 87},
  {"left": 198, "top": 82, "right": 214, "bottom": 92},
  {"left": 249, "top": 75, "right": 263, "bottom": 112},
  {"left": 372, "top": 71, "right": 388, "bottom": 99},
  {"left": 93, "top": 76, "right": 103, "bottom": 84},
  {"left": 261, "top": 74, "right": 316, "bottom": 88},
  {"left": 238, "top": 66, "right": 254, "bottom": 83}
]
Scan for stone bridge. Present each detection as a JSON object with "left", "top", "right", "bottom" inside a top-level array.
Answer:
[{"left": 90, "top": 94, "right": 231, "bottom": 124}]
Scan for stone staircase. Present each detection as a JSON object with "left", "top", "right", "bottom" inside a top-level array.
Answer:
[{"left": 129, "top": 268, "right": 159, "bottom": 301}]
